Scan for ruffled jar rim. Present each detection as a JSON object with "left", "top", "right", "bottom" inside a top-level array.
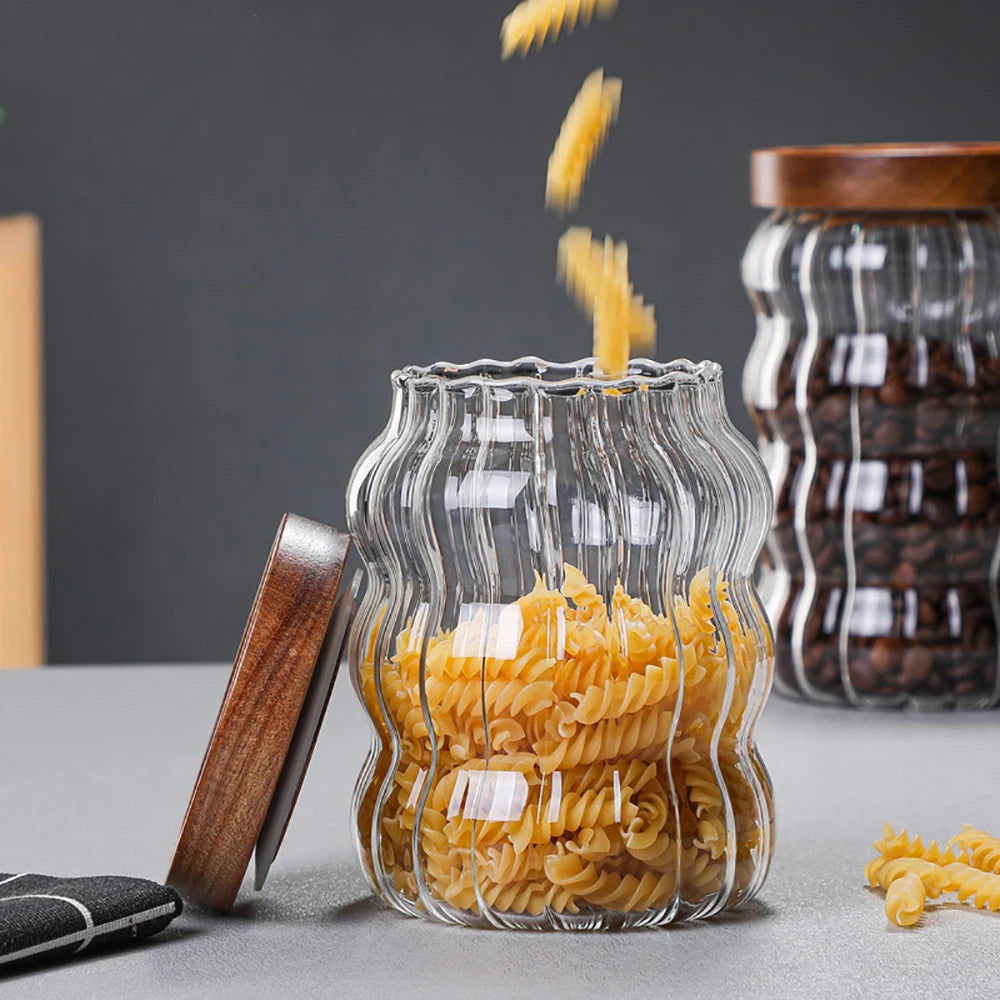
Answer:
[{"left": 393, "top": 356, "right": 723, "bottom": 394}]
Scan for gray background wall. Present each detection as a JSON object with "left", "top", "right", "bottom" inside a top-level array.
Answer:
[{"left": 0, "top": 0, "right": 996, "bottom": 663}]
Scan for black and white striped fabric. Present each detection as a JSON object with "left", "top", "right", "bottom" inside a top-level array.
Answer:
[{"left": 0, "top": 873, "right": 182, "bottom": 972}]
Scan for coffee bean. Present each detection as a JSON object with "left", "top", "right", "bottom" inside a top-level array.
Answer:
[
  {"left": 901, "top": 647, "right": 934, "bottom": 685},
  {"left": 901, "top": 537, "right": 937, "bottom": 563},
  {"left": 917, "top": 398, "right": 951, "bottom": 437},
  {"left": 814, "top": 394, "right": 849, "bottom": 426},
  {"left": 922, "top": 456, "right": 953, "bottom": 491},
  {"left": 963, "top": 457, "right": 988, "bottom": 482},
  {"left": 966, "top": 484, "right": 990, "bottom": 516},
  {"left": 922, "top": 497, "right": 954, "bottom": 526},
  {"left": 816, "top": 657, "right": 841, "bottom": 689},
  {"left": 974, "top": 624, "right": 996, "bottom": 651},
  {"left": 873, "top": 420, "right": 903, "bottom": 448},
  {"left": 870, "top": 638, "right": 901, "bottom": 675},
  {"left": 804, "top": 611, "right": 822, "bottom": 644},
  {"left": 877, "top": 507, "right": 900, "bottom": 526},
  {"left": 879, "top": 372, "right": 908, "bottom": 406},
  {"left": 891, "top": 561, "right": 918, "bottom": 589},
  {"left": 806, "top": 488, "right": 825, "bottom": 520},
  {"left": 850, "top": 657, "right": 880, "bottom": 692},
  {"left": 863, "top": 546, "right": 895, "bottom": 570}
]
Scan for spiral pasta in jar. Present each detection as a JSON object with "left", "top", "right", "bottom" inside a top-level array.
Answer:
[{"left": 346, "top": 358, "right": 775, "bottom": 930}]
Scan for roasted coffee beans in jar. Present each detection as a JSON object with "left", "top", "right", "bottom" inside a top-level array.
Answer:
[{"left": 743, "top": 144, "right": 1000, "bottom": 708}]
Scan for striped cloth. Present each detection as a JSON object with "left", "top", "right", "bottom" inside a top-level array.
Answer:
[{"left": 0, "top": 873, "right": 182, "bottom": 972}]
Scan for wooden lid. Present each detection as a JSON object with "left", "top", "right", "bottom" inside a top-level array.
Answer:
[
  {"left": 752, "top": 143, "right": 1000, "bottom": 210},
  {"left": 166, "top": 514, "right": 355, "bottom": 912}
]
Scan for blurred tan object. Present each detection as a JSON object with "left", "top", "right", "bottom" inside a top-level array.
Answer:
[{"left": 0, "top": 215, "right": 44, "bottom": 667}]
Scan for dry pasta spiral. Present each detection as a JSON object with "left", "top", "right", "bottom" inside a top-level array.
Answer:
[
  {"left": 500, "top": 0, "right": 619, "bottom": 60},
  {"left": 864, "top": 856, "right": 951, "bottom": 898},
  {"left": 859, "top": 822, "right": 1000, "bottom": 929},
  {"left": 557, "top": 227, "right": 657, "bottom": 375},
  {"left": 868, "top": 825, "right": 964, "bottom": 869},
  {"left": 885, "top": 873, "right": 926, "bottom": 927},
  {"left": 943, "top": 863, "right": 1000, "bottom": 911},
  {"left": 547, "top": 69, "right": 622, "bottom": 214},
  {"left": 950, "top": 826, "right": 1000, "bottom": 874}
]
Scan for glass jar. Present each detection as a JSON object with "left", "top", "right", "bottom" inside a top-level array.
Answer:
[
  {"left": 743, "top": 144, "right": 1000, "bottom": 708},
  {"left": 346, "top": 357, "right": 774, "bottom": 929}
]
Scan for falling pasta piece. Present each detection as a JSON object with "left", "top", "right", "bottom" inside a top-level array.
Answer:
[
  {"left": 558, "top": 227, "right": 656, "bottom": 350},
  {"left": 592, "top": 234, "right": 631, "bottom": 378},
  {"left": 627, "top": 299, "right": 657, "bottom": 352},
  {"left": 557, "top": 227, "right": 657, "bottom": 377},
  {"left": 547, "top": 68, "right": 622, "bottom": 214},
  {"left": 501, "top": 0, "right": 619, "bottom": 60}
]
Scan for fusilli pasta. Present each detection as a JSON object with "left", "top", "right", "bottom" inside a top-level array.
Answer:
[
  {"left": 884, "top": 873, "right": 925, "bottom": 927},
  {"left": 950, "top": 825, "right": 1000, "bottom": 875},
  {"left": 547, "top": 69, "right": 622, "bottom": 214},
  {"left": 862, "top": 822, "right": 1000, "bottom": 928},
  {"left": 501, "top": 0, "right": 619, "bottom": 60},
  {"left": 867, "top": 825, "right": 963, "bottom": 870},
  {"left": 356, "top": 564, "right": 765, "bottom": 917},
  {"left": 863, "top": 856, "right": 951, "bottom": 898},
  {"left": 943, "top": 863, "right": 1000, "bottom": 912},
  {"left": 558, "top": 226, "right": 657, "bottom": 352}
]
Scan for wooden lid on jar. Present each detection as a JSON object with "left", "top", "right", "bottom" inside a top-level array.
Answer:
[
  {"left": 166, "top": 514, "right": 357, "bottom": 912},
  {"left": 752, "top": 143, "right": 1000, "bottom": 210}
]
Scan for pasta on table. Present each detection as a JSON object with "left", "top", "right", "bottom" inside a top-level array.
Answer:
[
  {"left": 884, "top": 874, "right": 925, "bottom": 927},
  {"left": 864, "top": 822, "right": 1000, "bottom": 926}
]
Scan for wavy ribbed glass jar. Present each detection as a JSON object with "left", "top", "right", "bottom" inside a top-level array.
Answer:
[
  {"left": 744, "top": 206, "right": 1000, "bottom": 708},
  {"left": 346, "top": 358, "right": 774, "bottom": 929}
]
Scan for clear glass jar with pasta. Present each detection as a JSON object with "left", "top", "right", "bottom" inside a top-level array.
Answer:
[{"left": 347, "top": 358, "right": 775, "bottom": 929}]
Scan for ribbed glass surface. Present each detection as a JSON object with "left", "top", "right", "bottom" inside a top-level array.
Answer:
[
  {"left": 743, "top": 210, "right": 1000, "bottom": 708},
  {"left": 347, "top": 358, "right": 774, "bottom": 929}
]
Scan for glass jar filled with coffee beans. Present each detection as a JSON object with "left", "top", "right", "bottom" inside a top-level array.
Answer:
[{"left": 743, "top": 144, "right": 1000, "bottom": 708}]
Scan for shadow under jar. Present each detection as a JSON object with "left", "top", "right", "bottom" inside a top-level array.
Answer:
[
  {"left": 346, "top": 358, "right": 775, "bottom": 929},
  {"left": 743, "top": 143, "right": 1000, "bottom": 708}
]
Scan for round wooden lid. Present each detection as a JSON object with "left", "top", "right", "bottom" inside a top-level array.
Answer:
[
  {"left": 166, "top": 514, "right": 353, "bottom": 912},
  {"left": 751, "top": 143, "right": 1000, "bottom": 210}
]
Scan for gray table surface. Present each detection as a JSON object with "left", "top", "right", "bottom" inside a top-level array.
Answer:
[{"left": 2, "top": 665, "right": 999, "bottom": 999}]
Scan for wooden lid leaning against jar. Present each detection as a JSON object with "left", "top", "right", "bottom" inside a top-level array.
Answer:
[{"left": 751, "top": 143, "right": 1000, "bottom": 210}]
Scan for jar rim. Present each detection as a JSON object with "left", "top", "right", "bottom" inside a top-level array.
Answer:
[{"left": 392, "top": 356, "right": 723, "bottom": 393}]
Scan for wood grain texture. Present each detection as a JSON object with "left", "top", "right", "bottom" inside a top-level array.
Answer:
[
  {"left": 752, "top": 143, "right": 1000, "bottom": 210},
  {"left": 166, "top": 514, "right": 351, "bottom": 911},
  {"left": 0, "top": 216, "right": 44, "bottom": 668}
]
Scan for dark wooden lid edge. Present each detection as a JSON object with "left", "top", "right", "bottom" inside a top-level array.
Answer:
[
  {"left": 166, "top": 513, "right": 351, "bottom": 912},
  {"left": 752, "top": 142, "right": 1000, "bottom": 210}
]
